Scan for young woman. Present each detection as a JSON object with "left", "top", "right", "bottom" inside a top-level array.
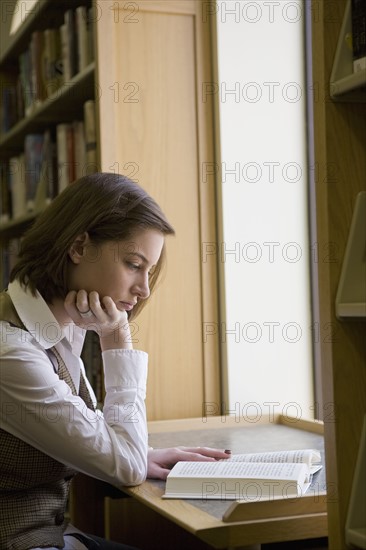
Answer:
[{"left": 0, "top": 173, "right": 230, "bottom": 550}]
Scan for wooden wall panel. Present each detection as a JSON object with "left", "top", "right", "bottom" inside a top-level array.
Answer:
[{"left": 96, "top": 1, "right": 220, "bottom": 419}]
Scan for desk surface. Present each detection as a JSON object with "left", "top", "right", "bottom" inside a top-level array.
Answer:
[{"left": 122, "top": 415, "right": 327, "bottom": 548}]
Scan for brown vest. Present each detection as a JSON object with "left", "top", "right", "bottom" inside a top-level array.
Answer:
[{"left": 0, "top": 291, "right": 95, "bottom": 550}]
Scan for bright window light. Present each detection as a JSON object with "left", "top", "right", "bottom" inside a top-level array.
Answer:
[{"left": 215, "top": 0, "right": 314, "bottom": 421}]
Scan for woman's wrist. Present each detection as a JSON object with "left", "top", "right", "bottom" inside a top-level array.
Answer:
[{"left": 100, "top": 327, "right": 133, "bottom": 351}]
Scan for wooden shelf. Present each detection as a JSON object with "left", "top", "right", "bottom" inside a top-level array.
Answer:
[
  {"left": 330, "top": 70, "right": 366, "bottom": 99},
  {"left": 0, "top": 210, "right": 40, "bottom": 241},
  {"left": 0, "top": 63, "right": 95, "bottom": 155},
  {"left": 0, "top": 2, "right": 97, "bottom": 247},
  {"left": 345, "top": 415, "right": 366, "bottom": 549},
  {"left": 347, "top": 528, "right": 366, "bottom": 549},
  {"left": 330, "top": 0, "right": 366, "bottom": 102},
  {"left": 0, "top": 0, "right": 90, "bottom": 67},
  {"left": 335, "top": 191, "right": 366, "bottom": 319}
]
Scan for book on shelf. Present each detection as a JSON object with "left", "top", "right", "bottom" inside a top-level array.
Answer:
[
  {"left": 351, "top": 0, "right": 366, "bottom": 72},
  {"left": 1, "top": 5, "right": 95, "bottom": 135},
  {"left": 56, "top": 123, "right": 74, "bottom": 193},
  {"left": 0, "top": 72, "right": 21, "bottom": 133},
  {"left": 57, "top": 114, "right": 88, "bottom": 190},
  {"left": 24, "top": 134, "right": 44, "bottom": 211},
  {"left": 35, "top": 129, "right": 57, "bottom": 208},
  {"left": 9, "top": 154, "right": 26, "bottom": 219},
  {"left": 84, "top": 99, "right": 98, "bottom": 172},
  {"left": 61, "top": 5, "right": 95, "bottom": 82},
  {"left": 76, "top": 6, "right": 89, "bottom": 73},
  {"left": 3, "top": 131, "right": 57, "bottom": 222},
  {"left": 2, "top": 94, "right": 93, "bottom": 221},
  {"left": 43, "top": 28, "right": 64, "bottom": 97},
  {"left": 73, "top": 120, "right": 86, "bottom": 180},
  {"left": 0, "top": 6, "right": 94, "bottom": 133},
  {"left": 163, "top": 449, "right": 322, "bottom": 500},
  {"left": 64, "top": 9, "right": 78, "bottom": 80},
  {"left": 30, "top": 30, "right": 46, "bottom": 106},
  {"left": 87, "top": 7, "right": 95, "bottom": 65},
  {"left": 18, "top": 48, "right": 33, "bottom": 117}
]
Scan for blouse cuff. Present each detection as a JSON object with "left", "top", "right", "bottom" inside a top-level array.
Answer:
[{"left": 102, "top": 349, "right": 148, "bottom": 390}]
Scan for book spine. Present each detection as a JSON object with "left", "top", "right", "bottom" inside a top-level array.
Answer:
[
  {"left": 24, "top": 134, "right": 44, "bottom": 210},
  {"left": 87, "top": 7, "right": 95, "bottom": 64},
  {"left": 30, "top": 30, "right": 45, "bottom": 106},
  {"left": 66, "top": 124, "right": 76, "bottom": 184},
  {"left": 16, "top": 74, "right": 25, "bottom": 122},
  {"left": 64, "top": 10, "right": 77, "bottom": 79},
  {"left": 56, "top": 123, "right": 71, "bottom": 193},
  {"left": 76, "top": 6, "right": 89, "bottom": 73},
  {"left": 43, "top": 28, "right": 64, "bottom": 97},
  {"left": 1, "top": 85, "right": 18, "bottom": 133},
  {"left": 36, "top": 130, "right": 57, "bottom": 207},
  {"left": 9, "top": 154, "right": 26, "bottom": 219},
  {"left": 73, "top": 120, "right": 86, "bottom": 179},
  {"left": 83, "top": 100, "right": 98, "bottom": 173},
  {"left": 19, "top": 48, "right": 33, "bottom": 117},
  {"left": 60, "top": 24, "right": 71, "bottom": 83}
]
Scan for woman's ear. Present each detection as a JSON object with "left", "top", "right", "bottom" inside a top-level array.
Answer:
[{"left": 68, "top": 232, "right": 90, "bottom": 264}]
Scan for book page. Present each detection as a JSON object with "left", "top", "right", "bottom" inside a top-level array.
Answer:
[
  {"left": 169, "top": 460, "right": 308, "bottom": 481},
  {"left": 226, "top": 449, "right": 321, "bottom": 472},
  {"left": 165, "top": 460, "right": 311, "bottom": 500}
]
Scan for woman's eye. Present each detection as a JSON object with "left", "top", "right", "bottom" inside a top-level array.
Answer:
[{"left": 127, "top": 262, "right": 140, "bottom": 270}]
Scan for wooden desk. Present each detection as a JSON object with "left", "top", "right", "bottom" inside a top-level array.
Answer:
[{"left": 105, "top": 415, "right": 327, "bottom": 549}]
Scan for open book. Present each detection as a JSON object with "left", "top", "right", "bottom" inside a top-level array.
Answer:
[{"left": 163, "top": 449, "right": 322, "bottom": 500}]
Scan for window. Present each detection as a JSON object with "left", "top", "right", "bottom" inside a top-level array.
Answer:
[{"left": 214, "top": 0, "right": 315, "bottom": 421}]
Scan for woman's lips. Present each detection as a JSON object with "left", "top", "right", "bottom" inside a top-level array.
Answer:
[{"left": 120, "top": 301, "right": 135, "bottom": 311}]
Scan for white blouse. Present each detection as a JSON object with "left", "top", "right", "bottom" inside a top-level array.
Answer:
[{"left": 0, "top": 280, "right": 149, "bottom": 488}]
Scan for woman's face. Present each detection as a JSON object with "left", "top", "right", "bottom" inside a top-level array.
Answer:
[{"left": 67, "top": 228, "right": 164, "bottom": 313}]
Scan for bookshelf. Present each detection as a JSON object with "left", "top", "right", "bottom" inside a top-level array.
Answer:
[
  {"left": 0, "top": 0, "right": 96, "bottom": 286},
  {"left": 312, "top": 0, "right": 366, "bottom": 548},
  {"left": 330, "top": 0, "right": 366, "bottom": 101},
  {"left": 335, "top": 191, "right": 366, "bottom": 318},
  {"left": 0, "top": 62, "right": 95, "bottom": 153},
  {"left": 345, "top": 414, "right": 366, "bottom": 549}
]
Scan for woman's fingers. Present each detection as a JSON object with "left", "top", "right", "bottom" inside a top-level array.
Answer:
[
  {"left": 178, "top": 446, "right": 232, "bottom": 460},
  {"left": 75, "top": 289, "right": 91, "bottom": 314},
  {"left": 64, "top": 290, "right": 127, "bottom": 332}
]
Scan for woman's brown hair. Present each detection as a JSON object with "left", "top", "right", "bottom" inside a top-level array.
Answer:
[{"left": 10, "top": 173, "right": 175, "bottom": 319}]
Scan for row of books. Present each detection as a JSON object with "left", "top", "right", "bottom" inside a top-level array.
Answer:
[
  {"left": 1, "top": 5, "right": 94, "bottom": 133},
  {"left": 0, "top": 100, "right": 97, "bottom": 223}
]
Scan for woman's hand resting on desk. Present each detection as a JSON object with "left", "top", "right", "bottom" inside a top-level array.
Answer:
[{"left": 147, "top": 447, "right": 232, "bottom": 480}]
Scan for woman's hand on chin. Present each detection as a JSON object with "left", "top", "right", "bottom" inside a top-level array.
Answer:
[{"left": 64, "top": 289, "right": 132, "bottom": 350}]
